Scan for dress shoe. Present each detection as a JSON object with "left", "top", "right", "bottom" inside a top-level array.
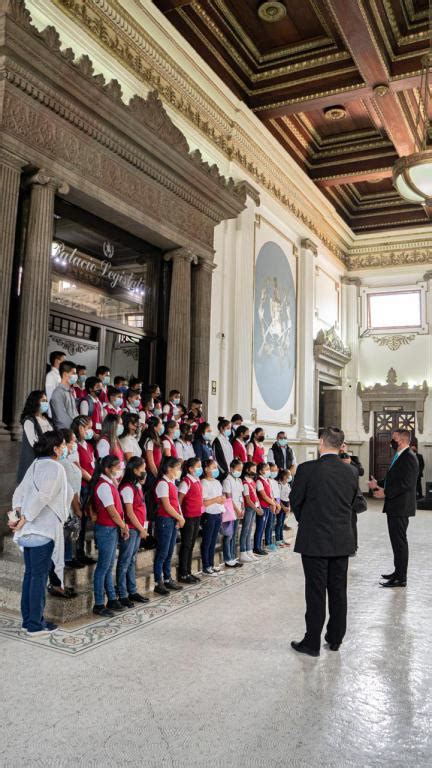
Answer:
[
  {"left": 324, "top": 636, "right": 341, "bottom": 651},
  {"left": 119, "top": 597, "right": 135, "bottom": 608},
  {"left": 107, "top": 599, "right": 126, "bottom": 611},
  {"left": 164, "top": 579, "right": 183, "bottom": 591},
  {"left": 290, "top": 640, "right": 320, "bottom": 657},
  {"left": 380, "top": 578, "right": 406, "bottom": 588},
  {"left": 129, "top": 592, "right": 150, "bottom": 604},
  {"left": 381, "top": 572, "right": 396, "bottom": 580}
]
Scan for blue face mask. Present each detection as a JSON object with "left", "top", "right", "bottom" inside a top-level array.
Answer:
[
  {"left": 103, "top": 376, "right": 110, "bottom": 385},
  {"left": 270, "top": 471, "right": 278, "bottom": 479},
  {"left": 116, "top": 424, "right": 123, "bottom": 436},
  {"left": 174, "top": 429, "right": 181, "bottom": 440},
  {"left": 195, "top": 467, "right": 203, "bottom": 478},
  {"left": 132, "top": 399, "right": 140, "bottom": 408},
  {"left": 114, "top": 397, "right": 123, "bottom": 407},
  {"left": 224, "top": 429, "right": 231, "bottom": 438},
  {"left": 39, "top": 401, "right": 49, "bottom": 414},
  {"left": 85, "top": 429, "right": 94, "bottom": 441},
  {"left": 59, "top": 446, "right": 68, "bottom": 461},
  {"left": 278, "top": 438, "right": 288, "bottom": 447},
  {"left": 263, "top": 471, "right": 271, "bottom": 479},
  {"left": 173, "top": 397, "right": 180, "bottom": 405},
  {"left": 78, "top": 375, "right": 86, "bottom": 384},
  {"left": 158, "top": 425, "right": 165, "bottom": 436},
  {"left": 154, "top": 408, "right": 162, "bottom": 417},
  {"left": 119, "top": 386, "right": 128, "bottom": 394},
  {"left": 204, "top": 432, "right": 213, "bottom": 442},
  {"left": 69, "top": 374, "right": 78, "bottom": 386},
  {"left": 211, "top": 468, "right": 220, "bottom": 479},
  {"left": 232, "top": 470, "right": 241, "bottom": 478}
]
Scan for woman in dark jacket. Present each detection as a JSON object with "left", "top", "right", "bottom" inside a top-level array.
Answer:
[
  {"left": 17, "top": 390, "right": 53, "bottom": 483},
  {"left": 193, "top": 422, "right": 214, "bottom": 463},
  {"left": 212, "top": 418, "right": 234, "bottom": 483}
]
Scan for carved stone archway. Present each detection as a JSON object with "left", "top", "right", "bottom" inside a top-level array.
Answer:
[{"left": 357, "top": 368, "right": 429, "bottom": 433}]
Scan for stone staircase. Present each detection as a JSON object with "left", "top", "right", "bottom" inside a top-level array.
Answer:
[{"left": 0, "top": 530, "right": 228, "bottom": 624}]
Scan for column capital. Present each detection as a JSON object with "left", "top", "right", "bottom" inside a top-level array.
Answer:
[
  {"left": 25, "top": 169, "right": 69, "bottom": 195},
  {"left": 341, "top": 276, "right": 361, "bottom": 286},
  {"left": 0, "top": 148, "right": 28, "bottom": 171},
  {"left": 235, "top": 180, "right": 260, "bottom": 207},
  {"left": 164, "top": 247, "right": 197, "bottom": 264},
  {"left": 197, "top": 257, "right": 217, "bottom": 273},
  {"left": 301, "top": 238, "right": 318, "bottom": 256}
]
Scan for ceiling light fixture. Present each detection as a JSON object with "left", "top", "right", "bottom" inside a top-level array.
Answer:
[
  {"left": 257, "top": 2, "right": 287, "bottom": 23},
  {"left": 324, "top": 105, "right": 347, "bottom": 121},
  {"left": 393, "top": 2, "right": 432, "bottom": 206}
]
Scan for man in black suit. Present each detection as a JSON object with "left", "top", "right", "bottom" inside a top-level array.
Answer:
[
  {"left": 369, "top": 429, "right": 418, "bottom": 588},
  {"left": 290, "top": 427, "right": 358, "bottom": 657}
]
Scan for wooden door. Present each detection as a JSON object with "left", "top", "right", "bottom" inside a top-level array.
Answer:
[{"left": 373, "top": 410, "right": 416, "bottom": 480}]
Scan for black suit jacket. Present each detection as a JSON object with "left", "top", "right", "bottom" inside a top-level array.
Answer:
[
  {"left": 381, "top": 448, "right": 418, "bottom": 518},
  {"left": 290, "top": 454, "right": 358, "bottom": 557}
]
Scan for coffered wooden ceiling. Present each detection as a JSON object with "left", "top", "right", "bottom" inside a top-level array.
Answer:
[{"left": 153, "top": 0, "right": 432, "bottom": 233}]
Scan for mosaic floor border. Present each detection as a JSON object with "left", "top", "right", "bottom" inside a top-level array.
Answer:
[{"left": 0, "top": 551, "right": 290, "bottom": 656}]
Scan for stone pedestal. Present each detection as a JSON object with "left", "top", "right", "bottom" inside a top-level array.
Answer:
[
  {"left": 341, "top": 277, "right": 361, "bottom": 441},
  {"left": 11, "top": 171, "right": 69, "bottom": 439},
  {"left": 165, "top": 248, "right": 194, "bottom": 401},
  {"left": 297, "top": 239, "right": 318, "bottom": 440},
  {"left": 190, "top": 258, "right": 216, "bottom": 411},
  {"left": 0, "top": 151, "right": 26, "bottom": 440}
]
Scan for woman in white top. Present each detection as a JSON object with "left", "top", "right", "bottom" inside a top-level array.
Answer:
[
  {"left": 276, "top": 469, "right": 292, "bottom": 548},
  {"left": 96, "top": 414, "right": 125, "bottom": 472},
  {"left": 10, "top": 431, "right": 71, "bottom": 636},
  {"left": 200, "top": 459, "right": 225, "bottom": 576},
  {"left": 174, "top": 423, "right": 196, "bottom": 463},
  {"left": 119, "top": 413, "right": 142, "bottom": 461},
  {"left": 17, "top": 390, "right": 53, "bottom": 484},
  {"left": 222, "top": 458, "right": 244, "bottom": 567},
  {"left": 212, "top": 418, "right": 234, "bottom": 482}
]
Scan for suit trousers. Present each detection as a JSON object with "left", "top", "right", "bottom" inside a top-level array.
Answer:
[
  {"left": 387, "top": 515, "right": 409, "bottom": 579},
  {"left": 301, "top": 555, "right": 349, "bottom": 652}
]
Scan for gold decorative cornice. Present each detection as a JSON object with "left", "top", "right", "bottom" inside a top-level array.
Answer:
[{"left": 346, "top": 240, "right": 432, "bottom": 270}]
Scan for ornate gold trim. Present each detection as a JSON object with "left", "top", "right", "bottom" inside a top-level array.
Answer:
[{"left": 372, "top": 334, "right": 416, "bottom": 351}]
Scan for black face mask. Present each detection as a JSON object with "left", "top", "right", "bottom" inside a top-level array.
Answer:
[
  {"left": 94, "top": 390, "right": 103, "bottom": 398},
  {"left": 137, "top": 471, "right": 147, "bottom": 482},
  {"left": 390, "top": 439, "right": 399, "bottom": 451},
  {"left": 244, "top": 435, "right": 250, "bottom": 442},
  {"left": 257, "top": 435, "right": 265, "bottom": 443}
]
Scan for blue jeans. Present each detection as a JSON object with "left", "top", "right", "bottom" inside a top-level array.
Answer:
[
  {"left": 275, "top": 511, "right": 286, "bottom": 542},
  {"left": 201, "top": 512, "right": 221, "bottom": 569},
  {"left": 264, "top": 507, "right": 275, "bottom": 546},
  {"left": 223, "top": 519, "right": 239, "bottom": 562},
  {"left": 254, "top": 507, "right": 268, "bottom": 550},
  {"left": 21, "top": 540, "right": 54, "bottom": 631},
  {"left": 116, "top": 528, "right": 141, "bottom": 597},
  {"left": 154, "top": 516, "right": 177, "bottom": 583},
  {"left": 240, "top": 507, "right": 256, "bottom": 552},
  {"left": 93, "top": 524, "right": 119, "bottom": 604}
]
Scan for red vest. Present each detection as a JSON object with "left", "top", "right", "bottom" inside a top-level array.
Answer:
[
  {"left": 233, "top": 439, "right": 247, "bottom": 463},
  {"left": 243, "top": 478, "right": 258, "bottom": 506},
  {"left": 112, "top": 442, "right": 125, "bottom": 469},
  {"left": 73, "top": 386, "right": 86, "bottom": 402},
  {"left": 105, "top": 403, "right": 122, "bottom": 416},
  {"left": 251, "top": 442, "right": 265, "bottom": 465},
  {"left": 99, "top": 385, "right": 108, "bottom": 404},
  {"left": 77, "top": 442, "right": 95, "bottom": 486},
  {"left": 94, "top": 478, "right": 124, "bottom": 527},
  {"left": 145, "top": 440, "right": 162, "bottom": 470},
  {"left": 86, "top": 397, "right": 104, "bottom": 435},
  {"left": 156, "top": 478, "right": 180, "bottom": 518},
  {"left": 180, "top": 475, "right": 203, "bottom": 518},
  {"left": 121, "top": 482, "right": 146, "bottom": 529},
  {"left": 164, "top": 437, "right": 178, "bottom": 459},
  {"left": 257, "top": 476, "right": 272, "bottom": 508}
]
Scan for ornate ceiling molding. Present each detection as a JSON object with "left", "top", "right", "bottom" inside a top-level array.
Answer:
[
  {"left": 346, "top": 239, "right": 432, "bottom": 270},
  {"left": 357, "top": 368, "right": 429, "bottom": 433},
  {"left": 372, "top": 334, "right": 416, "bottom": 351}
]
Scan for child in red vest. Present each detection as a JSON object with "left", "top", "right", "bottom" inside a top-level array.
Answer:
[
  {"left": 79, "top": 376, "right": 105, "bottom": 437},
  {"left": 116, "top": 457, "right": 150, "bottom": 607},
  {"left": 162, "top": 420, "right": 180, "bottom": 458},
  {"left": 72, "top": 415, "right": 96, "bottom": 565},
  {"left": 178, "top": 457, "right": 204, "bottom": 583},
  {"left": 154, "top": 457, "right": 185, "bottom": 596},
  {"left": 254, "top": 462, "right": 276, "bottom": 556},
  {"left": 240, "top": 462, "right": 261, "bottom": 562}
]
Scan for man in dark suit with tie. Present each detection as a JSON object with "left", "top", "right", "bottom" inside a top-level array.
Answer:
[
  {"left": 290, "top": 427, "right": 358, "bottom": 657},
  {"left": 369, "top": 429, "right": 418, "bottom": 588}
]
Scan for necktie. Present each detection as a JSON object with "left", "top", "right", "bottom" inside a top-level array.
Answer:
[{"left": 389, "top": 452, "right": 399, "bottom": 469}]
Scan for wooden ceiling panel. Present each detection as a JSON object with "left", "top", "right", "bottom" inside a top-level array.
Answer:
[{"left": 153, "top": 0, "right": 432, "bottom": 232}]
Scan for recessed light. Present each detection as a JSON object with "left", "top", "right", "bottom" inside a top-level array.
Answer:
[{"left": 258, "top": 2, "right": 287, "bottom": 23}]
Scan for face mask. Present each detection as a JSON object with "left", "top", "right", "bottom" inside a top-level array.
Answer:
[
  {"left": 249, "top": 472, "right": 257, "bottom": 480},
  {"left": 103, "top": 376, "right": 110, "bottom": 385},
  {"left": 78, "top": 375, "right": 86, "bottom": 384},
  {"left": 113, "top": 470, "right": 122, "bottom": 480},
  {"left": 278, "top": 439, "right": 288, "bottom": 447},
  {"left": 154, "top": 408, "right": 162, "bottom": 417},
  {"left": 224, "top": 429, "right": 231, "bottom": 438},
  {"left": 137, "top": 471, "right": 147, "bottom": 483},
  {"left": 70, "top": 444, "right": 78, "bottom": 455},
  {"left": 390, "top": 439, "right": 399, "bottom": 451},
  {"left": 174, "top": 429, "right": 181, "bottom": 440},
  {"left": 211, "top": 468, "right": 220, "bottom": 479},
  {"left": 174, "top": 469, "right": 182, "bottom": 480},
  {"left": 132, "top": 399, "right": 140, "bottom": 408},
  {"left": 257, "top": 435, "right": 265, "bottom": 443},
  {"left": 95, "top": 389, "right": 103, "bottom": 399},
  {"left": 204, "top": 432, "right": 213, "bottom": 442},
  {"left": 114, "top": 397, "right": 123, "bottom": 407},
  {"left": 119, "top": 386, "right": 128, "bottom": 394},
  {"left": 58, "top": 446, "right": 68, "bottom": 461},
  {"left": 85, "top": 429, "right": 94, "bottom": 441},
  {"left": 173, "top": 397, "right": 180, "bottom": 405},
  {"left": 232, "top": 470, "right": 241, "bottom": 478},
  {"left": 158, "top": 425, "right": 165, "bottom": 436},
  {"left": 263, "top": 471, "right": 271, "bottom": 479},
  {"left": 244, "top": 435, "right": 250, "bottom": 442},
  {"left": 194, "top": 467, "right": 203, "bottom": 478},
  {"left": 270, "top": 471, "right": 278, "bottom": 479},
  {"left": 39, "top": 401, "right": 49, "bottom": 414},
  {"left": 69, "top": 374, "right": 78, "bottom": 386},
  {"left": 116, "top": 424, "right": 123, "bottom": 436}
]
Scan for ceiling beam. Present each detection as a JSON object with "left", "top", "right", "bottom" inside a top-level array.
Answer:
[
  {"left": 325, "top": 0, "right": 417, "bottom": 156},
  {"left": 315, "top": 167, "right": 393, "bottom": 187}
]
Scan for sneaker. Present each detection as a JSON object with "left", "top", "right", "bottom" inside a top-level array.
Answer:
[
  {"left": 239, "top": 552, "right": 252, "bottom": 563},
  {"left": 27, "top": 628, "right": 51, "bottom": 638},
  {"left": 119, "top": 597, "right": 135, "bottom": 608},
  {"left": 128, "top": 593, "right": 150, "bottom": 604},
  {"left": 203, "top": 568, "right": 218, "bottom": 577},
  {"left": 224, "top": 560, "right": 238, "bottom": 568},
  {"left": 106, "top": 599, "right": 126, "bottom": 612},
  {"left": 233, "top": 561, "right": 243, "bottom": 567},
  {"left": 267, "top": 544, "right": 277, "bottom": 552},
  {"left": 179, "top": 575, "right": 195, "bottom": 584},
  {"left": 190, "top": 574, "right": 201, "bottom": 583},
  {"left": 43, "top": 622, "right": 58, "bottom": 632},
  {"left": 253, "top": 548, "right": 268, "bottom": 556},
  {"left": 154, "top": 582, "right": 170, "bottom": 596},
  {"left": 247, "top": 551, "right": 259, "bottom": 561},
  {"left": 93, "top": 604, "right": 114, "bottom": 617},
  {"left": 212, "top": 564, "right": 221, "bottom": 573},
  {"left": 164, "top": 579, "right": 183, "bottom": 591}
]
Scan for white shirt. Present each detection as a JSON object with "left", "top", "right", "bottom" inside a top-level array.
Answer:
[
  {"left": 120, "top": 435, "right": 142, "bottom": 458},
  {"left": 97, "top": 437, "right": 110, "bottom": 459},
  {"left": 175, "top": 440, "right": 195, "bottom": 461},
  {"left": 270, "top": 478, "right": 280, "bottom": 501},
  {"left": 45, "top": 368, "right": 61, "bottom": 402},
  {"left": 267, "top": 445, "right": 296, "bottom": 467},
  {"left": 178, "top": 474, "right": 200, "bottom": 495},
  {"left": 96, "top": 475, "right": 115, "bottom": 507},
  {"left": 279, "top": 482, "right": 291, "bottom": 502},
  {"left": 201, "top": 478, "right": 224, "bottom": 514},
  {"left": 156, "top": 475, "right": 176, "bottom": 498},
  {"left": 23, "top": 416, "right": 52, "bottom": 447},
  {"left": 120, "top": 486, "right": 134, "bottom": 505},
  {"left": 222, "top": 475, "right": 243, "bottom": 507}
]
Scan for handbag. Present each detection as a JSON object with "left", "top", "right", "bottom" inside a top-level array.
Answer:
[
  {"left": 64, "top": 514, "right": 81, "bottom": 540},
  {"left": 222, "top": 497, "right": 236, "bottom": 523},
  {"left": 353, "top": 491, "right": 368, "bottom": 514}
]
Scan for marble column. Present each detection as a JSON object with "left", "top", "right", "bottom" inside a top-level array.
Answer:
[
  {"left": 297, "top": 238, "right": 318, "bottom": 440},
  {"left": 190, "top": 257, "right": 216, "bottom": 412},
  {"left": 165, "top": 248, "right": 194, "bottom": 402},
  {"left": 341, "top": 277, "right": 361, "bottom": 441},
  {"left": 0, "top": 150, "right": 26, "bottom": 440},
  {"left": 11, "top": 171, "right": 69, "bottom": 438}
]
